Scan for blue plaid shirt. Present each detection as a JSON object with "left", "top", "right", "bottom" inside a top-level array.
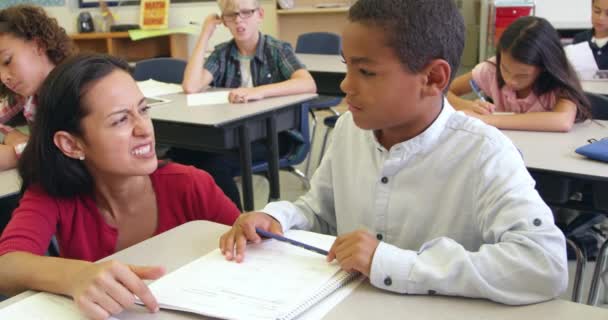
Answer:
[{"left": 204, "top": 33, "right": 305, "bottom": 88}]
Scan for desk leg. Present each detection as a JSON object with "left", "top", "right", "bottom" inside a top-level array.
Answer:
[
  {"left": 239, "top": 125, "right": 254, "bottom": 211},
  {"left": 267, "top": 116, "right": 280, "bottom": 201}
]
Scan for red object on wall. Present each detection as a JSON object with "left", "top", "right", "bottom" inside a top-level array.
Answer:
[{"left": 494, "top": 6, "right": 534, "bottom": 45}]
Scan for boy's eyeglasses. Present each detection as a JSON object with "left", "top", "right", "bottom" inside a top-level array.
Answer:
[{"left": 222, "top": 8, "right": 258, "bottom": 22}]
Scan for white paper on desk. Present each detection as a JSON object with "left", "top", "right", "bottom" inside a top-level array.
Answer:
[
  {"left": 186, "top": 91, "right": 230, "bottom": 106},
  {"left": 146, "top": 230, "right": 357, "bottom": 320},
  {"left": 136, "top": 79, "right": 183, "bottom": 97},
  {"left": 565, "top": 42, "right": 599, "bottom": 72},
  {"left": 0, "top": 292, "right": 119, "bottom": 319}
]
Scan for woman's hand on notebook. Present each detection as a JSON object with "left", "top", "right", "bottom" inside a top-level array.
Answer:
[
  {"left": 219, "top": 212, "right": 283, "bottom": 263},
  {"left": 69, "top": 260, "right": 165, "bottom": 320},
  {"left": 327, "top": 230, "right": 380, "bottom": 277}
]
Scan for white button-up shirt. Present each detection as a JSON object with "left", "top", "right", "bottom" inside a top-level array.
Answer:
[{"left": 262, "top": 100, "right": 568, "bottom": 305}]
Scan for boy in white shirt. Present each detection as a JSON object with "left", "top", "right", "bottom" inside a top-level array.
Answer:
[{"left": 219, "top": 0, "right": 568, "bottom": 305}]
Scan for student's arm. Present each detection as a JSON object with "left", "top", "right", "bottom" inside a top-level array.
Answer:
[
  {"left": 367, "top": 139, "right": 568, "bottom": 305},
  {"left": 0, "top": 188, "right": 164, "bottom": 319},
  {"left": 228, "top": 69, "right": 317, "bottom": 103},
  {"left": 471, "top": 98, "right": 578, "bottom": 132},
  {"left": 182, "top": 14, "right": 221, "bottom": 93},
  {"left": 3, "top": 129, "right": 28, "bottom": 146},
  {"left": 0, "top": 253, "right": 164, "bottom": 319},
  {"left": 0, "top": 144, "right": 17, "bottom": 170},
  {"left": 447, "top": 72, "right": 494, "bottom": 114},
  {"left": 220, "top": 114, "right": 341, "bottom": 261}
]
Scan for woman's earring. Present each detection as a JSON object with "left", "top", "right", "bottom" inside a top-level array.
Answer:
[{"left": 79, "top": 155, "right": 85, "bottom": 161}]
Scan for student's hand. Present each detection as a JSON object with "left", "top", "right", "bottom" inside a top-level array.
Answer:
[
  {"left": 3, "top": 130, "right": 28, "bottom": 146},
  {"left": 469, "top": 100, "right": 495, "bottom": 115},
  {"left": 70, "top": 260, "right": 165, "bottom": 320},
  {"left": 228, "top": 88, "right": 265, "bottom": 103},
  {"left": 219, "top": 212, "right": 283, "bottom": 263},
  {"left": 327, "top": 230, "right": 379, "bottom": 277},
  {"left": 201, "top": 13, "right": 222, "bottom": 39}
]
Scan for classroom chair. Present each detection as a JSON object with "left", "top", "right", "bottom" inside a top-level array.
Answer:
[
  {"left": 295, "top": 32, "right": 343, "bottom": 176},
  {"left": 133, "top": 57, "right": 187, "bottom": 84},
  {"left": 247, "top": 103, "right": 312, "bottom": 191},
  {"left": 317, "top": 114, "right": 340, "bottom": 165},
  {"left": 585, "top": 92, "right": 608, "bottom": 120}
]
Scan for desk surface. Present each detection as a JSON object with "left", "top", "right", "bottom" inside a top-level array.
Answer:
[
  {"left": 298, "top": 53, "right": 345, "bottom": 74},
  {"left": 582, "top": 80, "right": 608, "bottom": 95},
  {"left": 150, "top": 92, "right": 316, "bottom": 126},
  {"left": 2, "top": 220, "right": 606, "bottom": 319},
  {"left": 502, "top": 120, "right": 608, "bottom": 180},
  {"left": 0, "top": 169, "right": 19, "bottom": 199}
]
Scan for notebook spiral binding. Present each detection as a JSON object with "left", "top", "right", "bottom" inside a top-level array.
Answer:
[{"left": 277, "top": 271, "right": 362, "bottom": 320}]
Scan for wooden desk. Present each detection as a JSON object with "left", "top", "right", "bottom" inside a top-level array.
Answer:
[
  {"left": 0, "top": 169, "right": 19, "bottom": 200},
  {"left": 298, "top": 53, "right": 346, "bottom": 96},
  {"left": 582, "top": 80, "right": 608, "bottom": 95},
  {"left": 150, "top": 92, "right": 316, "bottom": 211},
  {"left": 70, "top": 32, "right": 188, "bottom": 61},
  {"left": 2, "top": 220, "right": 607, "bottom": 319}
]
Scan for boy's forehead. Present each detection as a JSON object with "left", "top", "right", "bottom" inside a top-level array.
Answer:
[
  {"left": 342, "top": 22, "right": 392, "bottom": 62},
  {"left": 220, "top": 0, "right": 257, "bottom": 11}
]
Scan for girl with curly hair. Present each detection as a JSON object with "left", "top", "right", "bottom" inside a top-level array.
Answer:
[{"left": 0, "top": 4, "right": 76, "bottom": 170}]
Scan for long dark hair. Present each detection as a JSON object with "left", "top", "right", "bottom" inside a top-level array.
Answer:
[
  {"left": 0, "top": 5, "right": 76, "bottom": 105},
  {"left": 18, "top": 53, "right": 131, "bottom": 197},
  {"left": 495, "top": 16, "right": 591, "bottom": 121}
]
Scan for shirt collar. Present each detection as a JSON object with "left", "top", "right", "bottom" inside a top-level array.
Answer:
[
  {"left": 229, "top": 32, "right": 266, "bottom": 63},
  {"left": 368, "top": 98, "right": 455, "bottom": 156}
]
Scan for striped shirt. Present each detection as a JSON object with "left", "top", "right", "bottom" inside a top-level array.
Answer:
[{"left": 204, "top": 33, "right": 305, "bottom": 88}]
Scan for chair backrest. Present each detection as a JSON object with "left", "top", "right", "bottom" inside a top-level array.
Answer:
[
  {"left": 295, "top": 32, "right": 341, "bottom": 55},
  {"left": 133, "top": 58, "right": 187, "bottom": 84},
  {"left": 585, "top": 92, "right": 608, "bottom": 120}
]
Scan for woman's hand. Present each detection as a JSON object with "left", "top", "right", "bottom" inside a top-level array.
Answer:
[{"left": 70, "top": 260, "right": 165, "bottom": 320}]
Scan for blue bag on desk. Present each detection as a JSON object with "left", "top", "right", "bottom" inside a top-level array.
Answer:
[{"left": 575, "top": 138, "right": 608, "bottom": 162}]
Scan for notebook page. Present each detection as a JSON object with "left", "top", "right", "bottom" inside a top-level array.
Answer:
[
  {"left": 136, "top": 79, "right": 183, "bottom": 97},
  {"left": 565, "top": 42, "right": 599, "bottom": 72},
  {"left": 0, "top": 292, "right": 119, "bottom": 320},
  {"left": 186, "top": 91, "right": 230, "bottom": 106},
  {"left": 148, "top": 230, "right": 346, "bottom": 320}
]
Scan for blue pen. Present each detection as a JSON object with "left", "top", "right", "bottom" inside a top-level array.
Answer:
[
  {"left": 255, "top": 228, "right": 329, "bottom": 256},
  {"left": 469, "top": 79, "right": 487, "bottom": 102}
]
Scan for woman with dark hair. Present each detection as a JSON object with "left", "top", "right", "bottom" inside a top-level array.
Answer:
[
  {"left": 448, "top": 16, "right": 592, "bottom": 132},
  {"left": 0, "top": 4, "right": 76, "bottom": 169},
  {"left": 0, "top": 53, "right": 240, "bottom": 319}
]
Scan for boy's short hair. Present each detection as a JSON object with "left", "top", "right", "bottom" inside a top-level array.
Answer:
[
  {"left": 218, "top": 0, "right": 260, "bottom": 12},
  {"left": 349, "top": 0, "right": 465, "bottom": 82}
]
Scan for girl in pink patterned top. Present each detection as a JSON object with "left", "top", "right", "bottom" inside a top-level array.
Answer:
[
  {"left": 448, "top": 16, "right": 592, "bottom": 132},
  {"left": 0, "top": 5, "right": 75, "bottom": 169}
]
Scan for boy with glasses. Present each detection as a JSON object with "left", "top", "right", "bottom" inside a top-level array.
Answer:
[
  {"left": 183, "top": 0, "right": 315, "bottom": 102},
  {"left": 178, "top": 0, "right": 316, "bottom": 210}
]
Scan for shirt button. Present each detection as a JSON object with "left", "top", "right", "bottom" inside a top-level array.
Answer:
[
  {"left": 384, "top": 276, "right": 392, "bottom": 286},
  {"left": 428, "top": 289, "right": 437, "bottom": 295},
  {"left": 533, "top": 218, "right": 542, "bottom": 226},
  {"left": 381, "top": 176, "right": 389, "bottom": 184},
  {"left": 376, "top": 233, "right": 383, "bottom": 241}
]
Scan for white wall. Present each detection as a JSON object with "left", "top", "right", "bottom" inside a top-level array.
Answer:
[
  {"left": 535, "top": 0, "right": 592, "bottom": 29},
  {"left": 44, "top": 0, "right": 277, "bottom": 55}
]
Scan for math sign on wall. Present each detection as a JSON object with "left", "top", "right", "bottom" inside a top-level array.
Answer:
[{"left": 139, "top": 0, "right": 169, "bottom": 29}]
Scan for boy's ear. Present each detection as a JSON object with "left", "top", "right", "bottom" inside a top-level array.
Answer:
[
  {"left": 257, "top": 7, "right": 265, "bottom": 19},
  {"left": 53, "top": 131, "right": 86, "bottom": 161},
  {"left": 420, "top": 59, "right": 451, "bottom": 97}
]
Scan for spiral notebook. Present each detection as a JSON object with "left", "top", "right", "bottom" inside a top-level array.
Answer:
[{"left": 146, "top": 230, "right": 360, "bottom": 320}]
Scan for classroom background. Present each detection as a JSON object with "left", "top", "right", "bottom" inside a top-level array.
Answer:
[{"left": 1, "top": 0, "right": 607, "bottom": 317}]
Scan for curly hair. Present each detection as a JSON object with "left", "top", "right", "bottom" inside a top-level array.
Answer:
[{"left": 0, "top": 5, "right": 76, "bottom": 102}]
